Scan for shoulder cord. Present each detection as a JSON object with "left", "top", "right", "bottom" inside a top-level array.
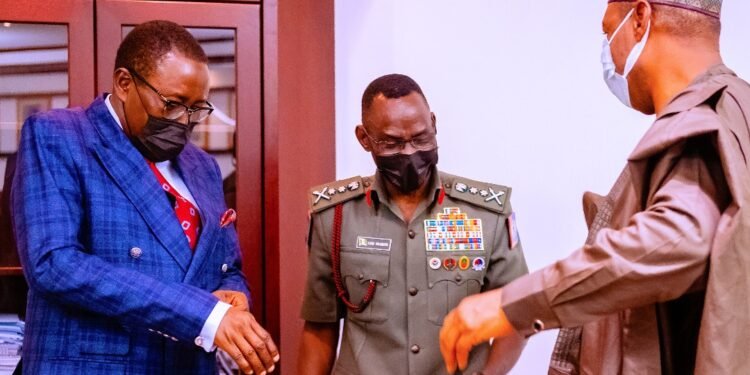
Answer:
[{"left": 331, "top": 204, "right": 376, "bottom": 313}]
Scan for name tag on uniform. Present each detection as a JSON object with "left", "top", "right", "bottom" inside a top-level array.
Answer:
[
  {"left": 356, "top": 236, "right": 392, "bottom": 252},
  {"left": 424, "top": 207, "right": 484, "bottom": 251}
]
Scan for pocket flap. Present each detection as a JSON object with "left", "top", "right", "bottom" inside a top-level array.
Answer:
[
  {"left": 340, "top": 249, "right": 390, "bottom": 287},
  {"left": 426, "top": 256, "right": 485, "bottom": 288}
]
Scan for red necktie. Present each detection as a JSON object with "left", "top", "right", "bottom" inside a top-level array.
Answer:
[{"left": 148, "top": 162, "right": 201, "bottom": 250}]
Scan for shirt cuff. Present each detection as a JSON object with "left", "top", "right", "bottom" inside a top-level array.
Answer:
[
  {"left": 501, "top": 269, "right": 561, "bottom": 338},
  {"left": 196, "top": 301, "right": 232, "bottom": 352}
]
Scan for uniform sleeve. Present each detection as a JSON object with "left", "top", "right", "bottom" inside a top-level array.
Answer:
[
  {"left": 300, "top": 212, "right": 342, "bottom": 322},
  {"left": 502, "top": 137, "right": 729, "bottom": 337},
  {"left": 483, "top": 201, "right": 529, "bottom": 291}
]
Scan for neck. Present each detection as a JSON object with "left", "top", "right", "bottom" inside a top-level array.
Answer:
[
  {"left": 648, "top": 38, "right": 722, "bottom": 115},
  {"left": 109, "top": 95, "right": 131, "bottom": 136},
  {"left": 385, "top": 179, "right": 431, "bottom": 223}
]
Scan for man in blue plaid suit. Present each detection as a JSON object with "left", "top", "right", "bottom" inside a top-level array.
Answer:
[{"left": 11, "top": 21, "right": 278, "bottom": 374}]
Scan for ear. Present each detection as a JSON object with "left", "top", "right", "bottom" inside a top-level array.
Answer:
[
  {"left": 355, "top": 125, "right": 371, "bottom": 152},
  {"left": 633, "top": 0, "right": 652, "bottom": 42},
  {"left": 112, "top": 67, "right": 134, "bottom": 103},
  {"left": 430, "top": 112, "right": 437, "bottom": 135}
]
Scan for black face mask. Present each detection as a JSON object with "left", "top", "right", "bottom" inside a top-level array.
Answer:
[
  {"left": 130, "top": 115, "right": 194, "bottom": 162},
  {"left": 374, "top": 148, "right": 439, "bottom": 194}
]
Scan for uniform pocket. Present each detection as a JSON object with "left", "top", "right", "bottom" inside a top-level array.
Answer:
[
  {"left": 339, "top": 248, "right": 390, "bottom": 323},
  {"left": 426, "top": 265, "right": 484, "bottom": 325}
]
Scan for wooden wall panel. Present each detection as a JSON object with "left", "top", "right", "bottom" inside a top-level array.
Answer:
[{"left": 263, "top": 0, "right": 336, "bottom": 371}]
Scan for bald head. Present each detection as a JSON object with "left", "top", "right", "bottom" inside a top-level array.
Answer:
[{"left": 610, "top": 1, "right": 720, "bottom": 41}]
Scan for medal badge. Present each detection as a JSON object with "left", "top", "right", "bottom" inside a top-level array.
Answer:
[{"left": 424, "top": 208, "right": 483, "bottom": 251}]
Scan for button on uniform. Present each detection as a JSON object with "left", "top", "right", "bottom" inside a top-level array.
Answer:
[
  {"left": 194, "top": 336, "right": 204, "bottom": 347},
  {"left": 410, "top": 344, "right": 420, "bottom": 354},
  {"left": 408, "top": 229, "right": 416, "bottom": 239},
  {"left": 129, "top": 247, "right": 142, "bottom": 259},
  {"left": 408, "top": 287, "right": 418, "bottom": 296},
  {"left": 221, "top": 263, "right": 228, "bottom": 273}
]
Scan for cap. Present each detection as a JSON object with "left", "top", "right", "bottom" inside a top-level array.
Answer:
[{"left": 609, "top": 0, "right": 722, "bottom": 19}]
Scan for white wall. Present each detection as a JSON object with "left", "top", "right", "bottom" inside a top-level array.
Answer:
[{"left": 335, "top": 1, "right": 750, "bottom": 373}]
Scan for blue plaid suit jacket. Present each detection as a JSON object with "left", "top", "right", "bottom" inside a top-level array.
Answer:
[{"left": 12, "top": 95, "right": 250, "bottom": 374}]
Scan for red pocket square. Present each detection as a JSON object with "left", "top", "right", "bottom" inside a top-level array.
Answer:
[{"left": 220, "top": 209, "right": 237, "bottom": 228}]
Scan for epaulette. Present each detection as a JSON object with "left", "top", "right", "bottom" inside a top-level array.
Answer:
[
  {"left": 440, "top": 172, "right": 512, "bottom": 214},
  {"left": 308, "top": 176, "right": 366, "bottom": 213}
]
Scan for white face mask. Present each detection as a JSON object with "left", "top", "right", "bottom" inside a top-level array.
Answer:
[{"left": 601, "top": 8, "right": 651, "bottom": 108}]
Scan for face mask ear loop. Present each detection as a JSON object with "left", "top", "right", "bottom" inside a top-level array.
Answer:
[
  {"left": 608, "top": 8, "right": 635, "bottom": 44},
  {"left": 121, "top": 71, "right": 148, "bottom": 138},
  {"left": 622, "top": 19, "right": 651, "bottom": 77}
]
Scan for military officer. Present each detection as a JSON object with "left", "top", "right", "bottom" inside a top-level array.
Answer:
[{"left": 297, "top": 74, "right": 529, "bottom": 375}]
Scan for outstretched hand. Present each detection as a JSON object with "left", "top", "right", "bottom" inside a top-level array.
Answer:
[{"left": 439, "top": 288, "right": 521, "bottom": 373}]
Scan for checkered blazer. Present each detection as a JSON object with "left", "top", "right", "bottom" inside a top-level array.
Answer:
[{"left": 12, "top": 95, "right": 250, "bottom": 374}]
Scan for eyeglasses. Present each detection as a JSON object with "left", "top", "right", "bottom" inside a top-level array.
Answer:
[
  {"left": 128, "top": 68, "right": 214, "bottom": 123},
  {"left": 362, "top": 127, "right": 437, "bottom": 156}
]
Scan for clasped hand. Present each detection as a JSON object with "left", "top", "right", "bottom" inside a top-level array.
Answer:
[{"left": 213, "top": 290, "right": 279, "bottom": 375}]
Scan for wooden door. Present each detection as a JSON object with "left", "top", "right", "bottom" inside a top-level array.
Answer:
[{"left": 0, "top": 1, "right": 95, "bottom": 318}]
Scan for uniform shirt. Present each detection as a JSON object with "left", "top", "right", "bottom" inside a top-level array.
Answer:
[
  {"left": 105, "top": 94, "right": 229, "bottom": 352},
  {"left": 301, "top": 168, "right": 529, "bottom": 375}
]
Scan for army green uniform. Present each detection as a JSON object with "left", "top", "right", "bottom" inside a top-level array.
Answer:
[{"left": 301, "top": 168, "right": 529, "bottom": 375}]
